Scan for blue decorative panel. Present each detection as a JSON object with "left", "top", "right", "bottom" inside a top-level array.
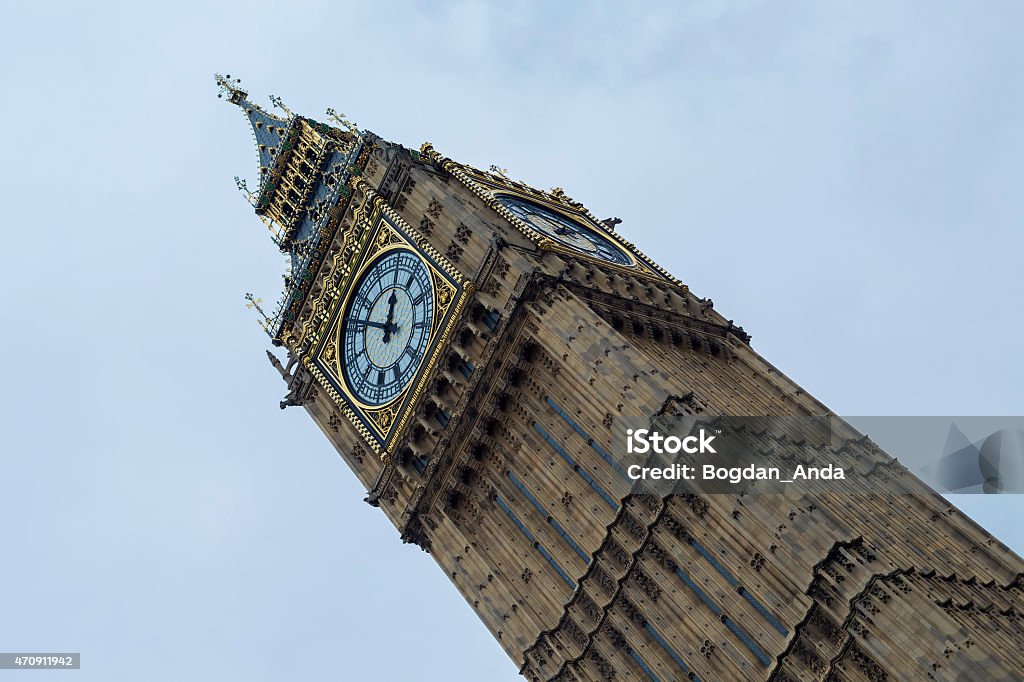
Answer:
[
  {"left": 546, "top": 397, "right": 629, "bottom": 480},
  {"left": 533, "top": 422, "right": 619, "bottom": 510},
  {"left": 508, "top": 472, "right": 590, "bottom": 564},
  {"left": 495, "top": 495, "right": 576, "bottom": 590}
]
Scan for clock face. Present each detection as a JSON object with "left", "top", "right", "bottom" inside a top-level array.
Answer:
[
  {"left": 497, "top": 195, "right": 633, "bottom": 266},
  {"left": 340, "top": 249, "right": 435, "bottom": 406}
]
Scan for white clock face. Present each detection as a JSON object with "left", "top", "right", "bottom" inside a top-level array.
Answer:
[
  {"left": 498, "top": 195, "right": 633, "bottom": 266},
  {"left": 340, "top": 249, "right": 434, "bottom": 406}
]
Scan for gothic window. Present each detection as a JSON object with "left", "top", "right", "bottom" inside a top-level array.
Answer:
[
  {"left": 737, "top": 586, "right": 789, "bottom": 636},
  {"left": 482, "top": 309, "right": 500, "bottom": 330},
  {"left": 507, "top": 471, "right": 589, "bottom": 564},
  {"left": 643, "top": 621, "right": 696, "bottom": 679},
  {"left": 627, "top": 649, "right": 660, "bottom": 682},
  {"left": 494, "top": 495, "right": 575, "bottom": 589},
  {"left": 668, "top": 522, "right": 776, "bottom": 665},
  {"left": 412, "top": 454, "right": 428, "bottom": 475},
  {"left": 533, "top": 422, "right": 619, "bottom": 511},
  {"left": 472, "top": 302, "right": 501, "bottom": 331},
  {"left": 448, "top": 353, "right": 474, "bottom": 380},
  {"left": 546, "top": 397, "right": 628, "bottom": 481}
]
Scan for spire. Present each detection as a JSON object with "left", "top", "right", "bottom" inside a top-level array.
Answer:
[{"left": 215, "top": 73, "right": 293, "bottom": 185}]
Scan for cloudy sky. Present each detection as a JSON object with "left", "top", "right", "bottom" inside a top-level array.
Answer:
[{"left": 2, "top": 2, "right": 1021, "bottom": 680}]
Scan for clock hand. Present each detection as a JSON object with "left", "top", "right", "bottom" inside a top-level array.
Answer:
[
  {"left": 349, "top": 319, "right": 395, "bottom": 331},
  {"left": 383, "top": 289, "right": 399, "bottom": 343}
]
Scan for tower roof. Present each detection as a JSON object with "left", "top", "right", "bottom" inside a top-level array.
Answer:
[
  {"left": 215, "top": 74, "right": 293, "bottom": 188},
  {"left": 217, "top": 74, "right": 372, "bottom": 343}
]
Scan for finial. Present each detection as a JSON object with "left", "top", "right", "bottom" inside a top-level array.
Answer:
[
  {"left": 550, "top": 187, "right": 582, "bottom": 208},
  {"left": 259, "top": 213, "right": 285, "bottom": 247},
  {"left": 418, "top": 142, "right": 442, "bottom": 164},
  {"left": 215, "top": 73, "right": 247, "bottom": 104},
  {"left": 266, "top": 349, "right": 290, "bottom": 379},
  {"left": 245, "top": 293, "right": 271, "bottom": 332},
  {"left": 234, "top": 176, "right": 283, "bottom": 244},
  {"left": 292, "top": 238, "right": 313, "bottom": 259},
  {"left": 268, "top": 94, "right": 294, "bottom": 117},
  {"left": 326, "top": 108, "right": 362, "bottom": 138},
  {"left": 234, "top": 176, "right": 255, "bottom": 206},
  {"left": 489, "top": 165, "right": 510, "bottom": 179}
]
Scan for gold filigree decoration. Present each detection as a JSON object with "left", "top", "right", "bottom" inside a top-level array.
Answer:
[
  {"left": 376, "top": 225, "right": 394, "bottom": 249},
  {"left": 437, "top": 279, "right": 454, "bottom": 307},
  {"left": 279, "top": 187, "right": 375, "bottom": 354},
  {"left": 437, "top": 157, "right": 685, "bottom": 288},
  {"left": 305, "top": 184, "right": 475, "bottom": 460},
  {"left": 370, "top": 406, "right": 397, "bottom": 432}
]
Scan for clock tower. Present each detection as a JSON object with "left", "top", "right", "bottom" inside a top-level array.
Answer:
[{"left": 219, "top": 77, "right": 1024, "bottom": 681}]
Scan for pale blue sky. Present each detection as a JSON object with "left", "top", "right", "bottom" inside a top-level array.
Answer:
[{"left": 1, "top": 2, "right": 1022, "bottom": 681}]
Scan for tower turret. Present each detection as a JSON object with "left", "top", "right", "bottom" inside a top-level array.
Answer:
[{"left": 217, "top": 74, "right": 367, "bottom": 343}]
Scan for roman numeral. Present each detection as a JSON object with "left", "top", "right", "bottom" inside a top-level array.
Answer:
[
  {"left": 406, "top": 273, "right": 415, "bottom": 288},
  {"left": 412, "top": 292, "right": 424, "bottom": 306},
  {"left": 377, "top": 371, "right": 386, "bottom": 385}
]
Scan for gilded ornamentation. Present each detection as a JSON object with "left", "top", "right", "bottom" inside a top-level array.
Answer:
[
  {"left": 305, "top": 180, "right": 474, "bottom": 459},
  {"left": 377, "top": 225, "right": 395, "bottom": 248},
  {"left": 371, "top": 406, "right": 397, "bottom": 432},
  {"left": 431, "top": 152, "right": 686, "bottom": 287},
  {"left": 436, "top": 276, "right": 454, "bottom": 307}
]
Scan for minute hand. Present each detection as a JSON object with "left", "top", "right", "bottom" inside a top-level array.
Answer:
[{"left": 349, "top": 319, "right": 396, "bottom": 332}]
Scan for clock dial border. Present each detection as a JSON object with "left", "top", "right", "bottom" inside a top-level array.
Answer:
[
  {"left": 338, "top": 245, "right": 436, "bottom": 409},
  {"left": 307, "top": 196, "right": 473, "bottom": 458},
  {"left": 431, "top": 156, "right": 683, "bottom": 286},
  {"left": 494, "top": 194, "right": 636, "bottom": 267}
]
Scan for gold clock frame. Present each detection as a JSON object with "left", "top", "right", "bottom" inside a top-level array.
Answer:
[
  {"left": 419, "top": 144, "right": 684, "bottom": 287},
  {"left": 492, "top": 191, "right": 640, "bottom": 268},
  {"left": 304, "top": 189, "right": 474, "bottom": 460}
]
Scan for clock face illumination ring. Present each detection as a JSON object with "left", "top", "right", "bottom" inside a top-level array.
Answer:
[
  {"left": 340, "top": 248, "right": 435, "bottom": 406},
  {"left": 496, "top": 195, "right": 634, "bottom": 266}
]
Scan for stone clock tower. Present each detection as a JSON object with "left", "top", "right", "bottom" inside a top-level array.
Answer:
[{"left": 218, "top": 76, "right": 1023, "bottom": 681}]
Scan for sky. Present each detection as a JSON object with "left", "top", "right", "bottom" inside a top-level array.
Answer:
[{"left": 1, "top": 2, "right": 1022, "bottom": 681}]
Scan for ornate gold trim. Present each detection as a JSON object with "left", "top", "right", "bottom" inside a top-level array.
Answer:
[
  {"left": 307, "top": 178, "right": 474, "bottom": 459},
  {"left": 423, "top": 146, "right": 685, "bottom": 287}
]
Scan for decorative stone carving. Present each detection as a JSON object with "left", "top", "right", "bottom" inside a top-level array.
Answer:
[{"left": 427, "top": 197, "right": 443, "bottom": 218}]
